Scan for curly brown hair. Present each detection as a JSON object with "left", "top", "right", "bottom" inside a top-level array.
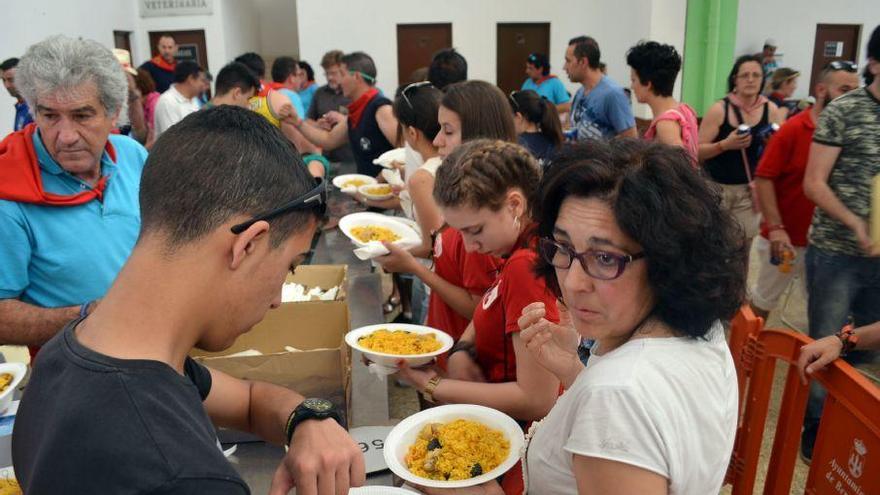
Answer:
[
  {"left": 535, "top": 139, "right": 747, "bottom": 338},
  {"left": 434, "top": 139, "right": 540, "bottom": 212}
]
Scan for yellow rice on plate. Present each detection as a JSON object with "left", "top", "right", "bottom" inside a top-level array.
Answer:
[
  {"left": 350, "top": 225, "right": 401, "bottom": 243},
  {"left": 343, "top": 179, "right": 368, "bottom": 188},
  {"left": 0, "top": 479, "right": 21, "bottom": 495},
  {"left": 405, "top": 420, "right": 509, "bottom": 481},
  {"left": 364, "top": 185, "right": 393, "bottom": 195},
  {"left": 0, "top": 373, "right": 13, "bottom": 395},
  {"left": 358, "top": 329, "right": 442, "bottom": 355}
]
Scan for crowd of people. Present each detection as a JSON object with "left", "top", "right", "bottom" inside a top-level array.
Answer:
[{"left": 0, "top": 21, "right": 878, "bottom": 495}]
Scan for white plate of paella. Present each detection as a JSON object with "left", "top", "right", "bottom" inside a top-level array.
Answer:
[{"left": 383, "top": 404, "right": 524, "bottom": 489}]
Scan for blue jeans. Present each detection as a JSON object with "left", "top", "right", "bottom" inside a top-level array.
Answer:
[{"left": 803, "top": 246, "right": 880, "bottom": 428}]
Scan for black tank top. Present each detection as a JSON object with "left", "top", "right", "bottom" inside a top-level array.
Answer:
[
  {"left": 704, "top": 98, "right": 770, "bottom": 185},
  {"left": 347, "top": 95, "right": 393, "bottom": 176}
]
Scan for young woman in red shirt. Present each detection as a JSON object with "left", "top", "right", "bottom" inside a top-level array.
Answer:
[{"left": 397, "top": 139, "right": 562, "bottom": 422}]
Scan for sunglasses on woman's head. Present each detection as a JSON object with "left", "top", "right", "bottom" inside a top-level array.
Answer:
[{"left": 401, "top": 81, "right": 433, "bottom": 110}]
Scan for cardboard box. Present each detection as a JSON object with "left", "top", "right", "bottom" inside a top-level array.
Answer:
[
  {"left": 284, "top": 264, "right": 348, "bottom": 301},
  {"left": 192, "top": 300, "right": 352, "bottom": 440}
]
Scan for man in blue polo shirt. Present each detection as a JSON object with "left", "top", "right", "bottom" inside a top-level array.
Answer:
[
  {"left": 521, "top": 52, "right": 570, "bottom": 109},
  {"left": 2, "top": 57, "right": 34, "bottom": 132},
  {"left": 0, "top": 36, "right": 147, "bottom": 359},
  {"left": 563, "top": 36, "right": 636, "bottom": 141}
]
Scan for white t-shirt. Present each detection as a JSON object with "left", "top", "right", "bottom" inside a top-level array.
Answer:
[
  {"left": 399, "top": 156, "right": 441, "bottom": 222},
  {"left": 524, "top": 322, "right": 737, "bottom": 494},
  {"left": 153, "top": 84, "right": 199, "bottom": 136}
]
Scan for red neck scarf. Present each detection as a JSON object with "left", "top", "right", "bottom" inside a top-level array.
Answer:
[
  {"left": 150, "top": 55, "right": 176, "bottom": 73},
  {"left": 535, "top": 74, "right": 558, "bottom": 85},
  {"left": 257, "top": 80, "right": 276, "bottom": 97},
  {"left": 0, "top": 124, "right": 113, "bottom": 206},
  {"left": 347, "top": 88, "right": 379, "bottom": 128}
]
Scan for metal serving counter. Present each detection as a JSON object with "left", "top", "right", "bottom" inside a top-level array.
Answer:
[{"left": 232, "top": 194, "right": 399, "bottom": 492}]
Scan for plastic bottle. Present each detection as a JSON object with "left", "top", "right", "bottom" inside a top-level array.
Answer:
[{"left": 779, "top": 249, "right": 794, "bottom": 273}]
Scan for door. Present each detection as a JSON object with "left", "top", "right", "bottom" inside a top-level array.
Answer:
[
  {"left": 809, "top": 24, "right": 861, "bottom": 96},
  {"left": 113, "top": 31, "right": 132, "bottom": 53},
  {"left": 397, "top": 24, "right": 452, "bottom": 86},
  {"left": 148, "top": 30, "right": 209, "bottom": 69},
  {"left": 497, "top": 23, "right": 550, "bottom": 95}
]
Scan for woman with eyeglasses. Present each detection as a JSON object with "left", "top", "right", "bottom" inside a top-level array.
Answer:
[
  {"left": 698, "top": 54, "right": 783, "bottom": 249},
  {"left": 508, "top": 89, "right": 563, "bottom": 166},
  {"left": 418, "top": 139, "right": 744, "bottom": 495},
  {"left": 396, "top": 140, "right": 561, "bottom": 494}
]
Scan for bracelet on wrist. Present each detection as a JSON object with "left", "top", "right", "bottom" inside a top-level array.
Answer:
[
  {"left": 836, "top": 325, "right": 859, "bottom": 357},
  {"left": 422, "top": 376, "right": 442, "bottom": 403},
  {"left": 767, "top": 224, "right": 786, "bottom": 232}
]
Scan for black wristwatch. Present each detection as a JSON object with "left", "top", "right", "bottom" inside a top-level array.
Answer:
[{"left": 285, "top": 398, "right": 341, "bottom": 445}]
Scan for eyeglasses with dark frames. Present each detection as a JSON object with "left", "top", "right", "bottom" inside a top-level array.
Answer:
[
  {"left": 825, "top": 60, "right": 858, "bottom": 72},
  {"left": 401, "top": 81, "right": 433, "bottom": 110},
  {"left": 230, "top": 177, "right": 328, "bottom": 235},
  {"left": 539, "top": 237, "right": 645, "bottom": 281}
]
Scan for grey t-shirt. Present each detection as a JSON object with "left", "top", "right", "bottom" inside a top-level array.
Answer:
[{"left": 809, "top": 87, "right": 880, "bottom": 256}]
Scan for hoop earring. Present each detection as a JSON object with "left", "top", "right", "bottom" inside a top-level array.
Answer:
[{"left": 513, "top": 215, "right": 521, "bottom": 231}]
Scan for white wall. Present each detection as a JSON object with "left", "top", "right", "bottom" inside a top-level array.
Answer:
[
  {"left": 135, "top": 2, "right": 228, "bottom": 83},
  {"left": 254, "top": 0, "right": 300, "bottom": 62},
  {"left": 296, "top": 0, "right": 687, "bottom": 106},
  {"left": 221, "top": 0, "right": 261, "bottom": 71},
  {"left": 0, "top": 0, "right": 138, "bottom": 136},
  {"left": 735, "top": 0, "right": 879, "bottom": 99}
]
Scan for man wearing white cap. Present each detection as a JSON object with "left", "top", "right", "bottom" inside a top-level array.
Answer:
[{"left": 760, "top": 38, "right": 779, "bottom": 77}]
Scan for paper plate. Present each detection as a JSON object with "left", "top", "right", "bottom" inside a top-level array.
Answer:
[
  {"left": 383, "top": 404, "right": 525, "bottom": 489},
  {"left": 358, "top": 183, "right": 395, "bottom": 201},
  {"left": 332, "top": 174, "right": 378, "bottom": 194},
  {"left": 346, "top": 323, "right": 453, "bottom": 368},
  {"left": 338, "top": 213, "right": 422, "bottom": 249},
  {"left": 372, "top": 147, "right": 407, "bottom": 168},
  {"left": 0, "top": 363, "right": 27, "bottom": 415}
]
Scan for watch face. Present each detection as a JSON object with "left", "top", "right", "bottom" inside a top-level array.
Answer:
[{"left": 303, "top": 398, "right": 333, "bottom": 412}]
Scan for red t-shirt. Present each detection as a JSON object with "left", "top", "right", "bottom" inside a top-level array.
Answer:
[
  {"left": 755, "top": 110, "right": 816, "bottom": 246},
  {"left": 472, "top": 247, "right": 560, "bottom": 384},
  {"left": 426, "top": 228, "right": 500, "bottom": 342}
]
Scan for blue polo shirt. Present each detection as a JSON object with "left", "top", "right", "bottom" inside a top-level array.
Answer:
[
  {"left": 0, "top": 131, "right": 147, "bottom": 308},
  {"left": 520, "top": 76, "right": 570, "bottom": 105}
]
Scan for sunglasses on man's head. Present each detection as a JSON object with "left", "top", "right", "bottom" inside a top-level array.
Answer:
[
  {"left": 826, "top": 60, "right": 857, "bottom": 72},
  {"left": 230, "top": 177, "right": 328, "bottom": 235},
  {"left": 401, "top": 81, "right": 433, "bottom": 110}
]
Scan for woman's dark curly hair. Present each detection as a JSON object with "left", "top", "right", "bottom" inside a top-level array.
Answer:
[{"left": 534, "top": 139, "right": 747, "bottom": 338}]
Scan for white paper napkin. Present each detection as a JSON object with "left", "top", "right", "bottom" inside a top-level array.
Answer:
[
  {"left": 373, "top": 147, "right": 406, "bottom": 168},
  {"left": 353, "top": 238, "right": 421, "bottom": 260}
]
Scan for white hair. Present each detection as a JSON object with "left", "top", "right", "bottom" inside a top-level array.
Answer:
[{"left": 16, "top": 35, "right": 127, "bottom": 116}]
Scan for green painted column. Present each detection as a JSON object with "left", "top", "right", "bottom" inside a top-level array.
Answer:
[{"left": 681, "top": 0, "right": 740, "bottom": 116}]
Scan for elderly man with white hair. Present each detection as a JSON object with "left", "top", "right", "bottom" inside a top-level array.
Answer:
[{"left": 0, "top": 35, "right": 148, "bottom": 360}]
